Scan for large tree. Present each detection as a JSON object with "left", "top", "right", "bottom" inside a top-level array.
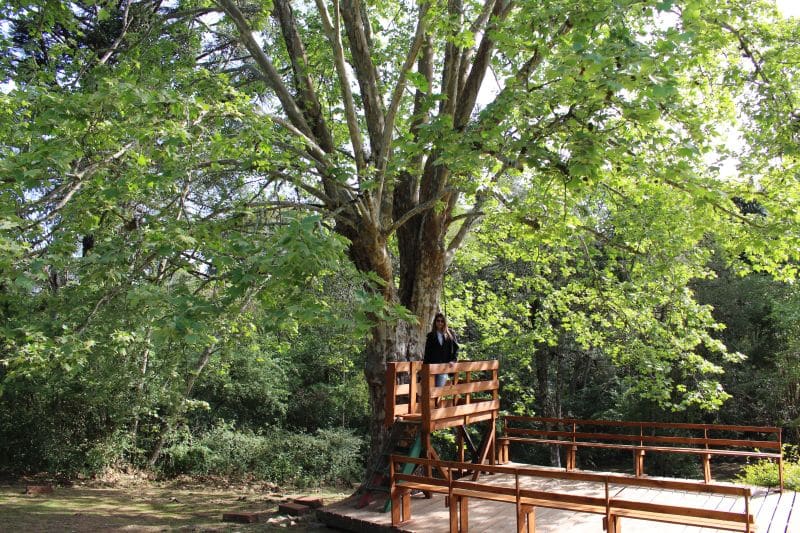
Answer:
[{"left": 2, "top": 0, "right": 798, "bottom": 458}]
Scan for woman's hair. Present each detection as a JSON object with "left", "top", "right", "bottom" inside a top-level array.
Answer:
[{"left": 430, "top": 312, "right": 453, "bottom": 339}]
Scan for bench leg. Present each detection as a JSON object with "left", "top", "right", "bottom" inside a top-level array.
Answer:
[
  {"left": 604, "top": 514, "right": 621, "bottom": 533},
  {"left": 567, "top": 446, "right": 577, "bottom": 471},
  {"left": 702, "top": 453, "right": 711, "bottom": 484},
  {"left": 497, "top": 440, "right": 506, "bottom": 464},
  {"left": 634, "top": 450, "right": 645, "bottom": 478},
  {"left": 391, "top": 488, "right": 410, "bottom": 525},
  {"left": 518, "top": 504, "right": 535, "bottom": 533},
  {"left": 391, "top": 489, "right": 401, "bottom": 525}
]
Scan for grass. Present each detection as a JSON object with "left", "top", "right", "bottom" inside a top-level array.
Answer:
[{"left": 0, "top": 479, "right": 351, "bottom": 532}]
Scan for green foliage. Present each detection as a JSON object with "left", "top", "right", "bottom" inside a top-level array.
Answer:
[
  {"left": 449, "top": 189, "right": 739, "bottom": 414},
  {"left": 736, "top": 446, "right": 800, "bottom": 491},
  {"left": 693, "top": 258, "right": 800, "bottom": 437},
  {"left": 0, "top": 376, "right": 136, "bottom": 475},
  {"left": 159, "top": 423, "right": 364, "bottom": 487}
]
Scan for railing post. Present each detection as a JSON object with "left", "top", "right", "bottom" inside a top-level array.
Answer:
[
  {"left": 421, "top": 364, "right": 432, "bottom": 426},
  {"left": 421, "top": 364, "right": 433, "bottom": 473}
]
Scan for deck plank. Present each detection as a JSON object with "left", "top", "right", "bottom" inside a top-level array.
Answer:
[
  {"left": 785, "top": 491, "right": 800, "bottom": 533},
  {"left": 755, "top": 487, "right": 781, "bottom": 532},
  {"left": 749, "top": 486, "right": 772, "bottom": 520},
  {"left": 696, "top": 492, "right": 737, "bottom": 533},
  {"left": 766, "top": 490, "right": 795, "bottom": 533},
  {"left": 317, "top": 475, "right": 797, "bottom": 533}
]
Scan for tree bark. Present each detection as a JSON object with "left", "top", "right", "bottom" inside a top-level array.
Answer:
[
  {"left": 347, "top": 219, "right": 446, "bottom": 463},
  {"left": 535, "top": 344, "right": 562, "bottom": 468}
]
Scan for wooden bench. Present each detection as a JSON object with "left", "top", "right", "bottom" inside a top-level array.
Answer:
[
  {"left": 497, "top": 416, "right": 783, "bottom": 491},
  {"left": 390, "top": 457, "right": 755, "bottom": 533}
]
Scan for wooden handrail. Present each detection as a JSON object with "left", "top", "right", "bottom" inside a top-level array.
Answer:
[
  {"left": 505, "top": 415, "right": 781, "bottom": 434},
  {"left": 504, "top": 428, "right": 781, "bottom": 449},
  {"left": 385, "top": 360, "right": 500, "bottom": 429}
]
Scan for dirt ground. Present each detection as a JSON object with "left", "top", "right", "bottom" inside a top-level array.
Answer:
[{"left": 0, "top": 476, "right": 351, "bottom": 532}]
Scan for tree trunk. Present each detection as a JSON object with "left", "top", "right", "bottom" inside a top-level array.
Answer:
[
  {"left": 348, "top": 221, "right": 446, "bottom": 464},
  {"left": 535, "top": 344, "right": 562, "bottom": 468},
  {"left": 362, "top": 319, "right": 415, "bottom": 464}
]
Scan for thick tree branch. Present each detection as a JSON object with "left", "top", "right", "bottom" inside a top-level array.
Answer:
[
  {"left": 378, "top": 1, "right": 429, "bottom": 176},
  {"left": 456, "top": 0, "right": 504, "bottom": 108},
  {"left": 216, "top": 0, "right": 315, "bottom": 140},
  {"left": 514, "top": 22, "right": 572, "bottom": 88},
  {"left": 340, "top": 0, "right": 386, "bottom": 158},
  {"left": 98, "top": 0, "right": 133, "bottom": 65},
  {"left": 469, "top": 17, "right": 572, "bottom": 143},
  {"left": 267, "top": 115, "right": 328, "bottom": 165},
  {"left": 453, "top": 0, "right": 507, "bottom": 128},
  {"left": 273, "top": 0, "right": 335, "bottom": 153},
  {"left": 314, "top": 0, "right": 367, "bottom": 174},
  {"left": 375, "top": 2, "right": 430, "bottom": 226},
  {"left": 386, "top": 187, "right": 455, "bottom": 236},
  {"left": 440, "top": 0, "right": 467, "bottom": 116},
  {"left": 445, "top": 204, "right": 482, "bottom": 268},
  {"left": 444, "top": 160, "right": 509, "bottom": 266}
]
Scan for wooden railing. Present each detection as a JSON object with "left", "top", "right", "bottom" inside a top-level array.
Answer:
[
  {"left": 499, "top": 415, "right": 783, "bottom": 491},
  {"left": 385, "top": 360, "right": 500, "bottom": 431},
  {"left": 389, "top": 455, "right": 755, "bottom": 532}
]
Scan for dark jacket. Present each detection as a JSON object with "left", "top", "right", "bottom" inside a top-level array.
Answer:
[{"left": 423, "top": 330, "right": 459, "bottom": 365}]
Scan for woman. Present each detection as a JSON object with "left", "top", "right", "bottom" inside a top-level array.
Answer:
[{"left": 423, "top": 312, "right": 459, "bottom": 387}]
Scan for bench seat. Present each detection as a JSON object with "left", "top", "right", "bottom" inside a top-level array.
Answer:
[{"left": 608, "top": 500, "right": 754, "bottom": 533}]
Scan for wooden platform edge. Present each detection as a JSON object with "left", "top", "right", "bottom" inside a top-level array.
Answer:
[
  {"left": 317, "top": 496, "right": 415, "bottom": 533},
  {"left": 317, "top": 508, "right": 413, "bottom": 533}
]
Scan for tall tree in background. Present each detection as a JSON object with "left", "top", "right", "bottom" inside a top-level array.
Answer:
[
  {"left": 211, "top": 0, "right": 800, "bottom": 453},
  {"left": 2, "top": 0, "right": 799, "bottom": 459}
]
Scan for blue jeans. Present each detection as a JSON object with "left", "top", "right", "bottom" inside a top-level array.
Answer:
[{"left": 435, "top": 373, "right": 448, "bottom": 387}]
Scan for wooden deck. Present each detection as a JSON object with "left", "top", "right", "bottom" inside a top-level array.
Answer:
[{"left": 318, "top": 467, "right": 799, "bottom": 533}]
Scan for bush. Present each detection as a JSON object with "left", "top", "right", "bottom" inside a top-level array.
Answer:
[
  {"left": 736, "top": 445, "right": 800, "bottom": 491},
  {"left": 159, "top": 423, "right": 364, "bottom": 486}
]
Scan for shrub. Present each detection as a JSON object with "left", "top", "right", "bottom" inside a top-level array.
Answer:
[
  {"left": 736, "top": 445, "right": 800, "bottom": 491},
  {"left": 159, "top": 423, "right": 364, "bottom": 486}
]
